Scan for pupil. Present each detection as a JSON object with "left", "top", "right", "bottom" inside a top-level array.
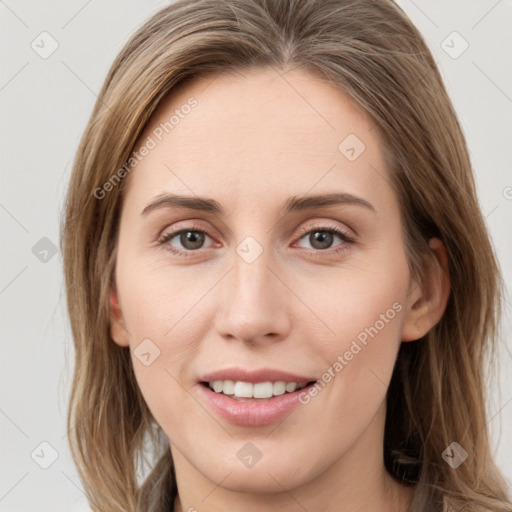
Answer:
[
  {"left": 177, "top": 230, "right": 334, "bottom": 251},
  {"left": 181, "top": 231, "right": 204, "bottom": 250},
  {"left": 311, "top": 231, "right": 332, "bottom": 250}
]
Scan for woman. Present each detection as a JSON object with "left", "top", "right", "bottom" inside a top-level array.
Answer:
[{"left": 60, "top": 0, "right": 512, "bottom": 510}]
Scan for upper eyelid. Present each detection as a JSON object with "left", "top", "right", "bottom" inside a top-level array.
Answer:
[
  {"left": 160, "top": 221, "right": 350, "bottom": 236},
  {"left": 295, "top": 221, "right": 353, "bottom": 237},
  {"left": 159, "top": 220, "right": 217, "bottom": 239},
  {"left": 159, "top": 221, "right": 353, "bottom": 248}
]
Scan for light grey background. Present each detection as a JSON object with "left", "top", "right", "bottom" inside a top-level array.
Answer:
[{"left": 1, "top": 1, "right": 511, "bottom": 510}]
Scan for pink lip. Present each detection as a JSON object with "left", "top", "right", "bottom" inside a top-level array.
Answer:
[
  {"left": 199, "top": 367, "right": 316, "bottom": 384},
  {"left": 196, "top": 367, "right": 318, "bottom": 427},
  {"left": 197, "top": 381, "right": 317, "bottom": 427}
]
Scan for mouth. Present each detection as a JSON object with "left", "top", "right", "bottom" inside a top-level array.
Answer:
[
  {"left": 196, "top": 368, "right": 320, "bottom": 425},
  {"left": 200, "top": 380, "right": 318, "bottom": 401}
]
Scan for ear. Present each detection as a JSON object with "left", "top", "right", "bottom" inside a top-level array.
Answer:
[
  {"left": 110, "top": 283, "right": 130, "bottom": 347},
  {"left": 401, "top": 237, "right": 451, "bottom": 342}
]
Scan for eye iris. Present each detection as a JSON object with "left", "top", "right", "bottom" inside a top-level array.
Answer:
[
  {"left": 310, "top": 231, "right": 333, "bottom": 250},
  {"left": 180, "top": 231, "right": 204, "bottom": 250},
  {"left": 172, "top": 229, "right": 340, "bottom": 251}
]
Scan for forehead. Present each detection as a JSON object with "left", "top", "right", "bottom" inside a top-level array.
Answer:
[{"left": 123, "top": 66, "right": 392, "bottom": 213}]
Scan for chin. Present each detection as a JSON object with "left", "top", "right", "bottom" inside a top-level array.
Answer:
[{"left": 199, "top": 452, "right": 316, "bottom": 494}]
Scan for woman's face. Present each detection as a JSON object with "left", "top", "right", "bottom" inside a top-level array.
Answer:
[{"left": 111, "top": 67, "right": 422, "bottom": 495}]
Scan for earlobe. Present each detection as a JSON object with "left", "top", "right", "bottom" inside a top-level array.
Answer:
[
  {"left": 401, "top": 237, "right": 451, "bottom": 342},
  {"left": 109, "top": 287, "right": 130, "bottom": 347}
]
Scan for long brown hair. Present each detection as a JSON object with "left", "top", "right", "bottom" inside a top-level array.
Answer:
[{"left": 60, "top": 0, "right": 511, "bottom": 510}]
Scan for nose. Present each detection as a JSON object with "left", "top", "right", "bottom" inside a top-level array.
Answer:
[{"left": 215, "top": 249, "right": 292, "bottom": 346}]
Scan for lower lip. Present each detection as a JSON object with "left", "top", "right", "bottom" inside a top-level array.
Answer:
[{"left": 197, "top": 383, "right": 315, "bottom": 427}]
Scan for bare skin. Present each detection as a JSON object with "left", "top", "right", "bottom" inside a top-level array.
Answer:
[{"left": 110, "top": 66, "right": 450, "bottom": 512}]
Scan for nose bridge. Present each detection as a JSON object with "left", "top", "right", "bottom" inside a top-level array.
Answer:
[
  {"left": 232, "top": 246, "right": 272, "bottom": 305},
  {"left": 216, "top": 238, "right": 290, "bottom": 343}
]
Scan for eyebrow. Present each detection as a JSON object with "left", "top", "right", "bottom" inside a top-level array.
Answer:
[{"left": 141, "top": 192, "right": 376, "bottom": 216}]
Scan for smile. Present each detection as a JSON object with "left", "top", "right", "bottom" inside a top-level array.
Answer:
[
  {"left": 204, "top": 380, "right": 312, "bottom": 400},
  {"left": 196, "top": 368, "right": 319, "bottom": 426}
]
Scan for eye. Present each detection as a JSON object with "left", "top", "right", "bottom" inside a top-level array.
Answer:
[
  {"left": 157, "top": 222, "right": 355, "bottom": 258},
  {"left": 294, "top": 224, "right": 354, "bottom": 253},
  {"left": 158, "top": 224, "right": 215, "bottom": 256}
]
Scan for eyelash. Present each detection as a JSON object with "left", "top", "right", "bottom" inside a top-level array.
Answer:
[{"left": 157, "top": 222, "right": 355, "bottom": 258}]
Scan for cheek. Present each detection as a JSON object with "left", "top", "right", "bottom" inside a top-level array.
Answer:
[
  {"left": 117, "top": 252, "right": 212, "bottom": 345},
  {"left": 294, "top": 249, "right": 408, "bottom": 354},
  {"left": 294, "top": 249, "right": 408, "bottom": 411},
  {"left": 114, "top": 257, "right": 203, "bottom": 408},
  {"left": 126, "top": 300, "right": 203, "bottom": 433}
]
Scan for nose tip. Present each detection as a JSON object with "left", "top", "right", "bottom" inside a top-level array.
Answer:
[{"left": 215, "top": 256, "right": 291, "bottom": 346}]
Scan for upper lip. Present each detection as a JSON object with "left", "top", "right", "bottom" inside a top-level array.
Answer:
[{"left": 199, "top": 367, "right": 317, "bottom": 384}]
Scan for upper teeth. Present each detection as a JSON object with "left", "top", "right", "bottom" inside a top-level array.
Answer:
[{"left": 209, "top": 380, "right": 307, "bottom": 399}]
